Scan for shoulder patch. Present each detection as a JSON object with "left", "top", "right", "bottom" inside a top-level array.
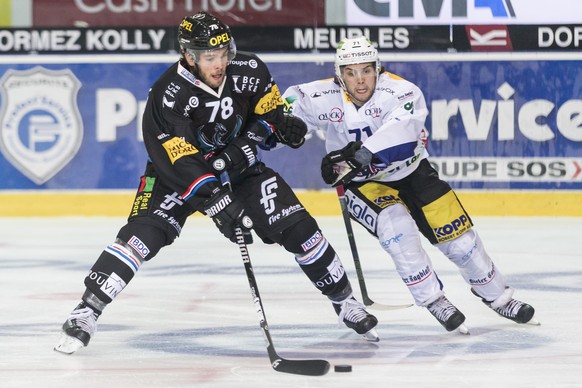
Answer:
[
  {"left": 397, "top": 90, "right": 415, "bottom": 101},
  {"left": 255, "top": 84, "right": 283, "bottom": 115}
]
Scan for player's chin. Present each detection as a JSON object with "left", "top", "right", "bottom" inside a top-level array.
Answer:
[{"left": 354, "top": 93, "right": 372, "bottom": 105}]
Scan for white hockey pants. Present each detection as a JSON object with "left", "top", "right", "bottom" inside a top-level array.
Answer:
[
  {"left": 377, "top": 204, "right": 508, "bottom": 305},
  {"left": 436, "top": 228, "right": 507, "bottom": 302},
  {"left": 377, "top": 203, "right": 442, "bottom": 306}
]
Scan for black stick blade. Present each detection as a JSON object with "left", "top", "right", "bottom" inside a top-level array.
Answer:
[{"left": 272, "top": 358, "right": 330, "bottom": 376}]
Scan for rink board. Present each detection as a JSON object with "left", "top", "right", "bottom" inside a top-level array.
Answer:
[
  {"left": 0, "top": 52, "right": 581, "bottom": 216},
  {"left": 1, "top": 190, "right": 581, "bottom": 217}
]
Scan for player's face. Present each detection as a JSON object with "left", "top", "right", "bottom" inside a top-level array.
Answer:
[
  {"left": 188, "top": 47, "right": 230, "bottom": 89},
  {"left": 341, "top": 63, "right": 377, "bottom": 106}
]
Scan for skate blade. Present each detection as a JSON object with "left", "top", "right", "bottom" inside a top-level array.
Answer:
[
  {"left": 458, "top": 324, "right": 470, "bottom": 335},
  {"left": 54, "top": 333, "right": 85, "bottom": 354},
  {"left": 361, "top": 327, "right": 380, "bottom": 342},
  {"left": 526, "top": 317, "right": 541, "bottom": 326}
]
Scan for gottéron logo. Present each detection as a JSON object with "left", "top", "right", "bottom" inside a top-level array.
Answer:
[{"left": 0, "top": 67, "right": 83, "bottom": 184}]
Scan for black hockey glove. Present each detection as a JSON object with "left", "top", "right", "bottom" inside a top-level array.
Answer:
[
  {"left": 274, "top": 114, "right": 307, "bottom": 149},
  {"left": 321, "top": 141, "right": 373, "bottom": 187},
  {"left": 203, "top": 187, "right": 253, "bottom": 244},
  {"left": 210, "top": 137, "right": 258, "bottom": 176}
]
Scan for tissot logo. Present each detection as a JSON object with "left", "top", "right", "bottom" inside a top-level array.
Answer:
[{"left": 466, "top": 25, "right": 513, "bottom": 51}]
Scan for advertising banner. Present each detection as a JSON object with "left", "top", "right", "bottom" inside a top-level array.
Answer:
[
  {"left": 2, "top": 25, "right": 580, "bottom": 54},
  {"left": 0, "top": 54, "right": 581, "bottom": 191},
  {"left": 0, "top": 26, "right": 456, "bottom": 55},
  {"left": 17, "top": 0, "right": 581, "bottom": 28},
  {"left": 31, "top": 0, "right": 324, "bottom": 27},
  {"left": 344, "top": 0, "right": 582, "bottom": 25},
  {"left": 0, "top": 25, "right": 453, "bottom": 54},
  {"left": 453, "top": 24, "right": 582, "bottom": 52},
  {"left": 0, "top": 27, "right": 176, "bottom": 54}
]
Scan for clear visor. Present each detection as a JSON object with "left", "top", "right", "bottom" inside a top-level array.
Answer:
[
  {"left": 186, "top": 39, "right": 236, "bottom": 63},
  {"left": 340, "top": 63, "right": 377, "bottom": 79}
]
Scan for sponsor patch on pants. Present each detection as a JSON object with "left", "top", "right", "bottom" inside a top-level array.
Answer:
[{"left": 100, "top": 272, "right": 127, "bottom": 300}]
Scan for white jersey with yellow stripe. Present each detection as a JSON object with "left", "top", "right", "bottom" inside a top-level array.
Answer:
[{"left": 283, "top": 72, "right": 430, "bottom": 183}]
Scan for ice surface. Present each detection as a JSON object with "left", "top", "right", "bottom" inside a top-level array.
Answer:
[{"left": 0, "top": 216, "right": 580, "bottom": 387}]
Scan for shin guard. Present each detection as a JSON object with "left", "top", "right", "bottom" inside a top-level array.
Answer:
[
  {"left": 84, "top": 238, "right": 144, "bottom": 304},
  {"left": 377, "top": 204, "right": 442, "bottom": 305},
  {"left": 437, "top": 229, "right": 507, "bottom": 302},
  {"left": 280, "top": 217, "right": 350, "bottom": 299}
]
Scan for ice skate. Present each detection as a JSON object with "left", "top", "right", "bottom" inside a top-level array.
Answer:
[
  {"left": 426, "top": 295, "right": 468, "bottom": 333},
  {"left": 333, "top": 296, "right": 379, "bottom": 342},
  {"left": 472, "top": 288, "right": 538, "bottom": 325},
  {"left": 54, "top": 302, "right": 100, "bottom": 354}
]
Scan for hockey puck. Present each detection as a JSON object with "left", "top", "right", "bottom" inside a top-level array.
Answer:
[{"left": 334, "top": 364, "right": 352, "bottom": 373}]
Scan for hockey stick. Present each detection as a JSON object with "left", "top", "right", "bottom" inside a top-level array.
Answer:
[
  {"left": 221, "top": 173, "right": 329, "bottom": 376},
  {"left": 233, "top": 227, "right": 330, "bottom": 376},
  {"left": 336, "top": 185, "right": 413, "bottom": 311}
]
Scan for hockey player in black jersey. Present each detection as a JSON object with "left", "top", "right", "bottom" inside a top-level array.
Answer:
[{"left": 54, "top": 12, "right": 378, "bottom": 355}]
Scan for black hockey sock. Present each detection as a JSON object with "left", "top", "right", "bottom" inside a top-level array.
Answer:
[
  {"left": 81, "top": 289, "right": 106, "bottom": 314},
  {"left": 297, "top": 243, "right": 350, "bottom": 298},
  {"left": 84, "top": 246, "right": 138, "bottom": 304}
]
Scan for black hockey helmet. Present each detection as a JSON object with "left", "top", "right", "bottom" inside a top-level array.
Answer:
[{"left": 177, "top": 11, "right": 236, "bottom": 61}]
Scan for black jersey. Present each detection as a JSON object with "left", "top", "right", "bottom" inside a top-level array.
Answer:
[{"left": 141, "top": 52, "right": 284, "bottom": 208}]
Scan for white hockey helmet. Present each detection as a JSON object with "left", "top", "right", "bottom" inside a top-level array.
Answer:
[{"left": 334, "top": 37, "right": 380, "bottom": 83}]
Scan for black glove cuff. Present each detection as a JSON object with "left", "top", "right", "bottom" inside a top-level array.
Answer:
[{"left": 244, "top": 120, "right": 274, "bottom": 144}]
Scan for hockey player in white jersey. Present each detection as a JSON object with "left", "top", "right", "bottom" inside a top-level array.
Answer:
[{"left": 282, "top": 37, "right": 537, "bottom": 332}]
